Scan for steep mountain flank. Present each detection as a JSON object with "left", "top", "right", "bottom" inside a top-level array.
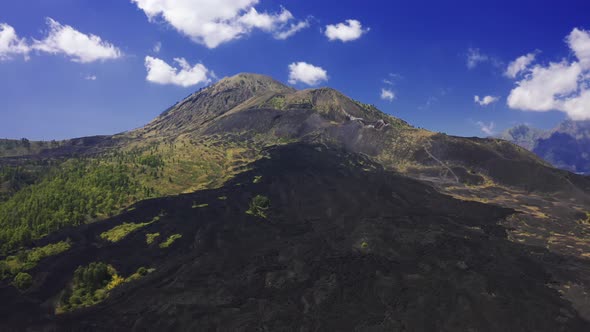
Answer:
[{"left": 2, "top": 144, "right": 589, "bottom": 331}]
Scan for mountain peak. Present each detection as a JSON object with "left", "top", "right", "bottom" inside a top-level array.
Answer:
[
  {"left": 214, "top": 73, "right": 295, "bottom": 94},
  {"left": 135, "top": 72, "right": 410, "bottom": 138}
]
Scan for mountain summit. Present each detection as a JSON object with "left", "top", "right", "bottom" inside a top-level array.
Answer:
[
  {"left": 136, "top": 73, "right": 406, "bottom": 139},
  {"left": 1, "top": 73, "right": 590, "bottom": 331}
]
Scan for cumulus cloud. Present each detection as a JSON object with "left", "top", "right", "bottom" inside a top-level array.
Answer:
[
  {"left": 32, "top": 18, "right": 122, "bottom": 63},
  {"left": 131, "top": 0, "right": 307, "bottom": 48},
  {"left": 0, "top": 23, "right": 30, "bottom": 60},
  {"left": 569, "top": 28, "right": 590, "bottom": 70},
  {"left": 466, "top": 48, "right": 489, "bottom": 69},
  {"left": 505, "top": 52, "right": 536, "bottom": 78},
  {"left": 145, "top": 56, "right": 212, "bottom": 87},
  {"left": 381, "top": 88, "right": 395, "bottom": 102},
  {"left": 474, "top": 95, "right": 499, "bottom": 106},
  {"left": 507, "top": 28, "right": 590, "bottom": 120},
  {"left": 288, "top": 62, "right": 328, "bottom": 86},
  {"left": 476, "top": 121, "right": 495, "bottom": 136},
  {"left": 324, "top": 19, "right": 368, "bottom": 42}
]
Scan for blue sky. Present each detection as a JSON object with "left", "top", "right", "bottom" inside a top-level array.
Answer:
[{"left": 1, "top": 0, "right": 589, "bottom": 140}]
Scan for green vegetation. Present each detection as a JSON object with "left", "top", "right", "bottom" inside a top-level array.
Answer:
[
  {"left": 0, "top": 134, "right": 270, "bottom": 255},
  {"left": 253, "top": 175, "right": 263, "bottom": 184},
  {"left": 159, "top": 234, "right": 182, "bottom": 248},
  {"left": 126, "top": 266, "right": 151, "bottom": 282},
  {"left": 361, "top": 241, "right": 369, "bottom": 249},
  {"left": 58, "top": 262, "right": 119, "bottom": 313},
  {"left": 57, "top": 262, "right": 152, "bottom": 313},
  {"left": 0, "top": 240, "right": 71, "bottom": 280},
  {"left": 0, "top": 158, "right": 156, "bottom": 254},
  {"left": 264, "top": 95, "right": 286, "bottom": 109},
  {"left": 100, "top": 222, "right": 152, "bottom": 242},
  {"left": 0, "top": 138, "right": 63, "bottom": 158},
  {"left": 579, "top": 212, "right": 590, "bottom": 225},
  {"left": 146, "top": 232, "right": 160, "bottom": 245},
  {"left": 13, "top": 272, "right": 33, "bottom": 291},
  {"left": 246, "top": 195, "right": 270, "bottom": 219},
  {"left": 0, "top": 163, "right": 51, "bottom": 203},
  {"left": 218, "top": 196, "right": 228, "bottom": 200},
  {"left": 192, "top": 203, "right": 209, "bottom": 208}
]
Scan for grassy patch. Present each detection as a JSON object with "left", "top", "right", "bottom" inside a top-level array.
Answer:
[
  {"left": 100, "top": 222, "right": 151, "bottom": 243},
  {"left": 246, "top": 195, "right": 270, "bottom": 219},
  {"left": 0, "top": 240, "right": 71, "bottom": 280},
  {"left": 159, "top": 234, "right": 182, "bottom": 248},
  {"left": 578, "top": 212, "right": 590, "bottom": 225},
  {"left": 192, "top": 203, "right": 209, "bottom": 209},
  {"left": 146, "top": 232, "right": 160, "bottom": 245}
]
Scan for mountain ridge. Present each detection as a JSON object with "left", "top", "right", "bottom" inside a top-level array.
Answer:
[{"left": 501, "top": 120, "right": 590, "bottom": 174}]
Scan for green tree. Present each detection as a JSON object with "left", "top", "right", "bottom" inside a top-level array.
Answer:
[{"left": 13, "top": 272, "right": 33, "bottom": 290}]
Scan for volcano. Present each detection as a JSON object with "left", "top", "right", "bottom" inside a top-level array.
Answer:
[{"left": 1, "top": 73, "right": 590, "bottom": 331}]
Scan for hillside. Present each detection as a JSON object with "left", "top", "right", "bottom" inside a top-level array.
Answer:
[{"left": 1, "top": 73, "right": 590, "bottom": 331}]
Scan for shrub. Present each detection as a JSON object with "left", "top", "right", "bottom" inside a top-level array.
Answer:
[
  {"left": 159, "top": 234, "right": 182, "bottom": 248},
  {"left": 192, "top": 203, "right": 209, "bottom": 209},
  {"left": 101, "top": 222, "right": 151, "bottom": 242},
  {"left": 146, "top": 232, "right": 160, "bottom": 245},
  {"left": 246, "top": 195, "right": 270, "bottom": 219},
  {"left": 13, "top": 272, "right": 33, "bottom": 290}
]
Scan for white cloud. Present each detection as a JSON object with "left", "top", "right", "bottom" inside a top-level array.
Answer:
[
  {"left": 381, "top": 88, "right": 395, "bottom": 102},
  {"left": 474, "top": 95, "right": 499, "bottom": 106},
  {"left": 84, "top": 75, "right": 97, "bottom": 81},
  {"left": 145, "top": 56, "right": 212, "bottom": 87},
  {"left": 0, "top": 23, "right": 30, "bottom": 60},
  {"left": 131, "top": 0, "right": 307, "bottom": 48},
  {"left": 466, "top": 48, "right": 488, "bottom": 69},
  {"left": 32, "top": 18, "right": 122, "bottom": 63},
  {"left": 505, "top": 52, "right": 536, "bottom": 78},
  {"left": 274, "top": 20, "right": 310, "bottom": 40},
  {"left": 507, "top": 28, "right": 590, "bottom": 120},
  {"left": 568, "top": 28, "right": 590, "bottom": 70},
  {"left": 324, "top": 19, "right": 368, "bottom": 42},
  {"left": 153, "top": 41, "right": 162, "bottom": 53},
  {"left": 288, "top": 61, "right": 328, "bottom": 86},
  {"left": 476, "top": 121, "right": 495, "bottom": 136},
  {"left": 238, "top": 7, "right": 292, "bottom": 30}
]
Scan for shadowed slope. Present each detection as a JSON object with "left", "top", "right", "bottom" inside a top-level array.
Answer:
[{"left": 1, "top": 143, "right": 588, "bottom": 331}]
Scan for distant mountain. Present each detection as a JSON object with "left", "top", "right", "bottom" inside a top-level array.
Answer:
[
  {"left": 2, "top": 73, "right": 590, "bottom": 331},
  {"left": 501, "top": 120, "right": 590, "bottom": 174}
]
